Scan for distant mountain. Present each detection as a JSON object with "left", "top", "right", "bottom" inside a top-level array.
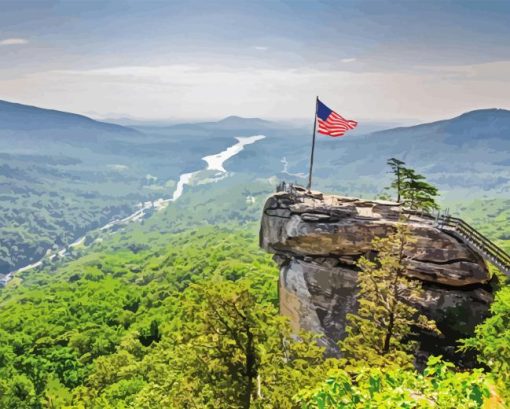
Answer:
[
  {"left": 207, "top": 115, "right": 277, "bottom": 130},
  {"left": 173, "top": 115, "right": 276, "bottom": 129},
  {"left": 0, "top": 101, "right": 508, "bottom": 277},
  {"left": 136, "top": 115, "right": 280, "bottom": 136},
  {"left": 223, "top": 107, "right": 510, "bottom": 201},
  {"left": 101, "top": 117, "right": 182, "bottom": 127},
  {"left": 307, "top": 108, "right": 510, "bottom": 198},
  {"left": 371, "top": 108, "right": 510, "bottom": 145},
  {"left": 0, "top": 100, "right": 139, "bottom": 135}
]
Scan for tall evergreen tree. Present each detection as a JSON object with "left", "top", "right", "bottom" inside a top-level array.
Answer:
[
  {"left": 385, "top": 158, "right": 439, "bottom": 211},
  {"left": 341, "top": 224, "right": 438, "bottom": 367},
  {"left": 387, "top": 158, "right": 406, "bottom": 202},
  {"left": 400, "top": 167, "right": 439, "bottom": 212}
]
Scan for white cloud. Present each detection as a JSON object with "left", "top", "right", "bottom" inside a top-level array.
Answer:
[
  {"left": 254, "top": 46, "right": 268, "bottom": 51},
  {"left": 0, "top": 38, "right": 28, "bottom": 46},
  {"left": 341, "top": 58, "right": 356, "bottom": 63},
  {"left": 417, "top": 60, "right": 510, "bottom": 82},
  {"left": 1, "top": 60, "right": 509, "bottom": 121}
]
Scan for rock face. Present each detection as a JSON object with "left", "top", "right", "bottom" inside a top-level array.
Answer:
[{"left": 260, "top": 186, "right": 494, "bottom": 365}]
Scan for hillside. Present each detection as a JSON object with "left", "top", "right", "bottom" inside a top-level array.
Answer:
[
  {"left": 1, "top": 101, "right": 510, "bottom": 278},
  {"left": 0, "top": 102, "right": 508, "bottom": 404},
  {"left": 0, "top": 100, "right": 139, "bottom": 135},
  {"left": 372, "top": 108, "right": 510, "bottom": 145},
  {"left": 3, "top": 1, "right": 510, "bottom": 406},
  {"left": 0, "top": 101, "right": 280, "bottom": 277},
  {"left": 266, "top": 109, "right": 510, "bottom": 199},
  {"left": 0, "top": 180, "right": 507, "bottom": 407}
]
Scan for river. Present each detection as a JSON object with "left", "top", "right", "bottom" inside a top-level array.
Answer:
[{"left": 1, "top": 135, "right": 266, "bottom": 284}]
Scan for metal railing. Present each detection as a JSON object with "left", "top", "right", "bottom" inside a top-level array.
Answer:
[
  {"left": 405, "top": 206, "right": 510, "bottom": 276},
  {"left": 437, "top": 215, "right": 510, "bottom": 276}
]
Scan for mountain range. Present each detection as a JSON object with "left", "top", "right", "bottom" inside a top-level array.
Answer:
[{"left": 0, "top": 99, "right": 509, "bottom": 276}]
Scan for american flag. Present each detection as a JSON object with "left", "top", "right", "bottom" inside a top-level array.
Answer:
[{"left": 316, "top": 99, "right": 357, "bottom": 137}]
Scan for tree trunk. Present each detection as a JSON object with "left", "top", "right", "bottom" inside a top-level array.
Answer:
[
  {"left": 383, "top": 232, "right": 406, "bottom": 355},
  {"left": 397, "top": 166, "right": 401, "bottom": 203},
  {"left": 383, "top": 312, "right": 395, "bottom": 354},
  {"left": 243, "top": 327, "right": 256, "bottom": 408}
]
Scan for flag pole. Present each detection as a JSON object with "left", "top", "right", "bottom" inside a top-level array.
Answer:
[{"left": 307, "top": 96, "right": 319, "bottom": 191}]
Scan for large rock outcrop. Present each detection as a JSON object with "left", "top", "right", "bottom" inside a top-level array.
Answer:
[{"left": 260, "top": 186, "right": 494, "bottom": 365}]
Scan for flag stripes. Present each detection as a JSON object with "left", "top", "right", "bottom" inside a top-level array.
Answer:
[
  {"left": 315, "top": 99, "right": 357, "bottom": 137},
  {"left": 317, "top": 110, "right": 357, "bottom": 137}
]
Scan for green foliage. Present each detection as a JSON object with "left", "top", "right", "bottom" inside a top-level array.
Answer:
[
  {"left": 460, "top": 286, "right": 510, "bottom": 403},
  {"left": 385, "top": 158, "right": 439, "bottom": 211},
  {"left": 0, "top": 218, "right": 279, "bottom": 407},
  {"left": 453, "top": 198, "right": 510, "bottom": 255},
  {"left": 0, "top": 157, "right": 147, "bottom": 276},
  {"left": 106, "top": 278, "right": 336, "bottom": 409},
  {"left": 400, "top": 167, "right": 439, "bottom": 212},
  {"left": 341, "top": 224, "right": 438, "bottom": 367},
  {"left": 0, "top": 126, "right": 274, "bottom": 277},
  {"left": 0, "top": 180, "right": 504, "bottom": 408},
  {"left": 297, "top": 356, "right": 490, "bottom": 409}
]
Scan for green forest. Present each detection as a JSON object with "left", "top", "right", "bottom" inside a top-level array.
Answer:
[
  {"left": 0, "top": 179, "right": 508, "bottom": 408},
  {"left": 1, "top": 3, "right": 510, "bottom": 407}
]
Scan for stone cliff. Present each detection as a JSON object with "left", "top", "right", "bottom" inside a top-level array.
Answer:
[{"left": 260, "top": 185, "right": 494, "bottom": 365}]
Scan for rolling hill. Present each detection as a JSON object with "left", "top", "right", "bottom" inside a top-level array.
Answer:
[
  {"left": 372, "top": 108, "right": 510, "bottom": 145},
  {"left": 0, "top": 100, "right": 139, "bottom": 135}
]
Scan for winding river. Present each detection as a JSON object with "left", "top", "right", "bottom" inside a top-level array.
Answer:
[{"left": 1, "top": 135, "right": 266, "bottom": 284}]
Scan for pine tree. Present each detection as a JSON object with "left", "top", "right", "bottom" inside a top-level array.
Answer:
[
  {"left": 387, "top": 158, "right": 406, "bottom": 202},
  {"left": 385, "top": 158, "right": 439, "bottom": 211},
  {"left": 400, "top": 167, "right": 439, "bottom": 211},
  {"left": 341, "top": 224, "right": 438, "bottom": 367}
]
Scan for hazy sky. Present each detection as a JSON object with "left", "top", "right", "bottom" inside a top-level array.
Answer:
[{"left": 1, "top": 0, "right": 509, "bottom": 121}]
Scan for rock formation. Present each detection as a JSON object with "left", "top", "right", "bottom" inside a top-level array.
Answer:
[{"left": 260, "top": 185, "right": 494, "bottom": 365}]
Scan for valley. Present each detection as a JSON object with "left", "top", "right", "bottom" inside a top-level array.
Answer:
[
  {"left": 3, "top": 2, "right": 509, "bottom": 407},
  {"left": 1, "top": 101, "right": 509, "bottom": 281},
  {"left": 0, "top": 101, "right": 508, "bottom": 407},
  {"left": 0, "top": 134, "right": 266, "bottom": 284}
]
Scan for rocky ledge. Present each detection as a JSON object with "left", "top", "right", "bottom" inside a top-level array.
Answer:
[{"left": 260, "top": 186, "right": 494, "bottom": 365}]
